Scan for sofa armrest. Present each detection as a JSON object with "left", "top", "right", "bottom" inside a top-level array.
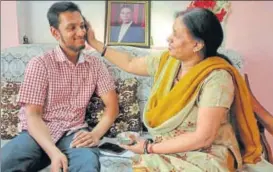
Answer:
[{"left": 244, "top": 74, "right": 273, "bottom": 164}]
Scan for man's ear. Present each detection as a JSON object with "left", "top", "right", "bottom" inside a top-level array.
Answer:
[{"left": 50, "top": 26, "right": 60, "bottom": 40}]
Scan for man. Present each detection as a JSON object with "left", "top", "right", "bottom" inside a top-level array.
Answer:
[
  {"left": 110, "top": 4, "right": 145, "bottom": 43},
  {"left": 1, "top": 2, "right": 119, "bottom": 172}
]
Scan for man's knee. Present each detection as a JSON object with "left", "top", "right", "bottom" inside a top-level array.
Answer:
[{"left": 69, "top": 148, "right": 100, "bottom": 172}]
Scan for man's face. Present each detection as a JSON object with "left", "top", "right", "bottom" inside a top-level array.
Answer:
[
  {"left": 52, "top": 11, "right": 86, "bottom": 52},
  {"left": 120, "top": 7, "right": 132, "bottom": 24}
]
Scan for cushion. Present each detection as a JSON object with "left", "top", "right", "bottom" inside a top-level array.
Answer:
[
  {"left": 1, "top": 81, "right": 21, "bottom": 139},
  {"left": 85, "top": 78, "right": 141, "bottom": 137}
]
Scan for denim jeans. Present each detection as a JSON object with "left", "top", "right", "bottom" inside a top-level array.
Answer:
[{"left": 1, "top": 130, "right": 100, "bottom": 172}]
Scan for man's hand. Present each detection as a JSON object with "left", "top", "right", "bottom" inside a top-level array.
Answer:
[
  {"left": 50, "top": 151, "right": 68, "bottom": 172},
  {"left": 71, "top": 130, "right": 100, "bottom": 148},
  {"left": 85, "top": 20, "right": 96, "bottom": 45}
]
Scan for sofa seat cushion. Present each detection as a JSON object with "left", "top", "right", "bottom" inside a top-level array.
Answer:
[{"left": 86, "top": 78, "right": 141, "bottom": 137}]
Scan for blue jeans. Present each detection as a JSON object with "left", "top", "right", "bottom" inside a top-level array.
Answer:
[{"left": 1, "top": 130, "right": 100, "bottom": 172}]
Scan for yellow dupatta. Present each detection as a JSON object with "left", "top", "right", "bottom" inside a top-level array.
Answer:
[{"left": 145, "top": 51, "right": 262, "bottom": 164}]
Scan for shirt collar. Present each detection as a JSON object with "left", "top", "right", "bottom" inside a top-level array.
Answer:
[
  {"left": 55, "top": 45, "right": 86, "bottom": 64},
  {"left": 121, "top": 21, "right": 133, "bottom": 27}
]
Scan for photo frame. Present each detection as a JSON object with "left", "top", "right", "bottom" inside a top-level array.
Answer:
[{"left": 104, "top": 1, "right": 151, "bottom": 48}]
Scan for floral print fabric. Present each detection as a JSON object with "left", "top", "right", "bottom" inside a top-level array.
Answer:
[
  {"left": 132, "top": 57, "right": 243, "bottom": 171},
  {"left": 1, "top": 81, "right": 21, "bottom": 139},
  {"left": 85, "top": 78, "right": 141, "bottom": 137}
]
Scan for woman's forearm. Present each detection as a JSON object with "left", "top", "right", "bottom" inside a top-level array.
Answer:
[
  {"left": 89, "top": 39, "right": 133, "bottom": 73},
  {"left": 149, "top": 132, "right": 212, "bottom": 154}
]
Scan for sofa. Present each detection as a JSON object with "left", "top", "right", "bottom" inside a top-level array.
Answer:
[{"left": 1, "top": 44, "right": 273, "bottom": 172}]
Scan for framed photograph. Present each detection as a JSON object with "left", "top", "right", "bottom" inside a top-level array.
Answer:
[{"left": 104, "top": 1, "right": 151, "bottom": 48}]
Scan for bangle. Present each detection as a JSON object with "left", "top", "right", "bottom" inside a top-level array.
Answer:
[
  {"left": 101, "top": 44, "right": 107, "bottom": 56},
  {"left": 144, "top": 139, "right": 153, "bottom": 154}
]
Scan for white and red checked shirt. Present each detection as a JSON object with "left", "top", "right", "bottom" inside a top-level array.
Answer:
[{"left": 17, "top": 45, "right": 115, "bottom": 143}]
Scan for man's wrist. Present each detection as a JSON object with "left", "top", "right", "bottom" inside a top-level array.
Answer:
[
  {"left": 89, "top": 130, "right": 102, "bottom": 140},
  {"left": 47, "top": 146, "right": 61, "bottom": 159}
]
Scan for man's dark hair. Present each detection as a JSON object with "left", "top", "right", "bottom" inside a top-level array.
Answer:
[
  {"left": 120, "top": 4, "right": 134, "bottom": 12},
  {"left": 47, "top": 1, "right": 82, "bottom": 29}
]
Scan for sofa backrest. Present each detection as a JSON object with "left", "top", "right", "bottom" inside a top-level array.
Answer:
[{"left": 1, "top": 44, "right": 244, "bottom": 117}]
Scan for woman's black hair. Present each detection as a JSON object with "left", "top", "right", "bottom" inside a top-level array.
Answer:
[{"left": 176, "top": 8, "right": 232, "bottom": 65}]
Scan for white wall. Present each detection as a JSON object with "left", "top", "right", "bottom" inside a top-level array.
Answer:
[{"left": 16, "top": 1, "right": 191, "bottom": 47}]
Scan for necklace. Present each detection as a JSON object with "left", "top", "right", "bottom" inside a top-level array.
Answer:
[
  {"left": 175, "top": 64, "right": 194, "bottom": 83},
  {"left": 175, "top": 65, "right": 182, "bottom": 83}
]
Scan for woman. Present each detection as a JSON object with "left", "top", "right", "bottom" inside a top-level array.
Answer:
[{"left": 86, "top": 8, "right": 262, "bottom": 171}]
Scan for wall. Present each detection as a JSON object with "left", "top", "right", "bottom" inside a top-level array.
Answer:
[
  {"left": 1, "top": 1, "right": 19, "bottom": 50},
  {"left": 16, "top": 1, "right": 106, "bottom": 44},
  {"left": 225, "top": 1, "right": 273, "bottom": 152},
  {"left": 16, "top": 1, "right": 191, "bottom": 47}
]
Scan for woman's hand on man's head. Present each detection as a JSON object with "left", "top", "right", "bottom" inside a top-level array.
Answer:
[{"left": 85, "top": 20, "right": 96, "bottom": 45}]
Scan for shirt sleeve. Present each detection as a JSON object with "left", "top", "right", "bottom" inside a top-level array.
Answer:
[
  {"left": 18, "top": 58, "right": 48, "bottom": 106},
  {"left": 95, "top": 60, "right": 116, "bottom": 97},
  {"left": 197, "top": 70, "right": 235, "bottom": 109},
  {"left": 144, "top": 50, "right": 164, "bottom": 76}
]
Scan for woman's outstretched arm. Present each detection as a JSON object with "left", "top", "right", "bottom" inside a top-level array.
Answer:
[{"left": 87, "top": 23, "right": 150, "bottom": 76}]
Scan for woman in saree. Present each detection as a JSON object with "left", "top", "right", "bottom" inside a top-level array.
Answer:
[{"left": 85, "top": 8, "right": 262, "bottom": 171}]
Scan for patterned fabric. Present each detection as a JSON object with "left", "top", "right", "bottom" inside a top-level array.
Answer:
[
  {"left": 100, "top": 157, "right": 133, "bottom": 172},
  {"left": 1, "top": 44, "right": 155, "bottom": 121},
  {"left": 146, "top": 53, "right": 262, "bottom": 164},
  {"left": 1, "top": 81, "right": 21, "bottom": 139},
  {"left": 86, "top": 78, "right": 141, "bottom": 138},
  {"left": 133, "top": 55, "right": 243, "bottom": 171},
  {"left": 1, "top": 44, "right": 244, "bottom": 172},
  {"left": 17, "top": 45, "right": 116, "bottom": 143},
  {"left": 1, "top": 44, "right": 58, "bottom": 82}
]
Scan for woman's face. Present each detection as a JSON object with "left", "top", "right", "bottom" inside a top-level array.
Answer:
[{"left": 167, "top": 17, "right": 198, "bottom": 61}]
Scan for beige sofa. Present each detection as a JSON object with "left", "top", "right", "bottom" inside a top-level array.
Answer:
[{"left": 1, "top": 44, "right": 272, "bottom": 171}]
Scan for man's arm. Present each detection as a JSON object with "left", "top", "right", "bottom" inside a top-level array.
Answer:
[
  {"left": 71, "top": 58, "right": 119, "bottom": 148},
  {"left": 26, "top": 105, "right": 68, "bottom": 172},
  {"left": 93, "top": 60, "right": 119, "bottom": 138},
  {"left": 71, "top": 90, "right": 119, "bottom": 148},
  {"left": 18, "top": 59, "right": 68, "bottom": 171},
  {"left": 25, "top": 105, "right": 62, "bottom": 158},
  {"left": 91, "top": 90, "right": 119, "bottom": 138}
]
